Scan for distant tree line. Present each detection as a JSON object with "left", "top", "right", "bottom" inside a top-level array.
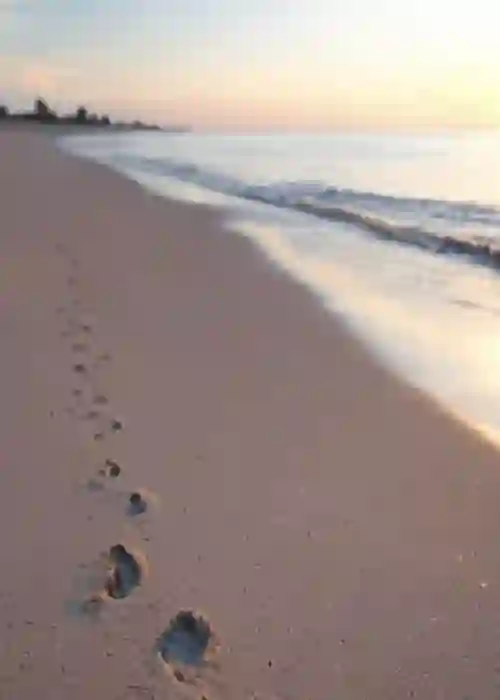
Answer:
[{"left": 0, "top": 96, "right": 169, "bottom": 132}]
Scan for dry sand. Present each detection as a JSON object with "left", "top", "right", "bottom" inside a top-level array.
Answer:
[{"left": 2, "top": 129, "right": 500, "bottom": 699}]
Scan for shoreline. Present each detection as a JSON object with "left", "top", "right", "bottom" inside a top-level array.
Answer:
[
  {"left": 59, "top": 127, "right": 500, "bottom": 453},
  {"left": 2, "top": 128, "right": 500, "bottom": 699}
]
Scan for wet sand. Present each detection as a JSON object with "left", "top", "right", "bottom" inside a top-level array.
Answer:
[{"left": 2, "top": 128, "right": 500, "bottom": 699}]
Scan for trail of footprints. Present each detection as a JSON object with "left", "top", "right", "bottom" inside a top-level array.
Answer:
[{"left": 56, "top": 247, "right": 218, "bottom": 696}]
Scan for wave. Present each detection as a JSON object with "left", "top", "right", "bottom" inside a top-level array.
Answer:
[
  {"left": 292, "top": 202, "right": 500, "bottom": 264},
  {"left": 101, "top": 151, "right": 500, "bottom": 270}
]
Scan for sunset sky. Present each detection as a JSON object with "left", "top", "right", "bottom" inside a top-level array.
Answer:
[{"left": 1, "top": 0, "right": 500, "bottom": 130}]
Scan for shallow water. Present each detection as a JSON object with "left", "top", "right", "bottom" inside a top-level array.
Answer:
[{"left": 61, "top": 131, "right": 500, "bottom": 447}]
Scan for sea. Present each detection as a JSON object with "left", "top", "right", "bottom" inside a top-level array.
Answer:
[{"left": 60, "top": 130, "right": 500, "bottom": 447}]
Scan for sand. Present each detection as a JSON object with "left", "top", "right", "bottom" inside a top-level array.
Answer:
[{"left": 2, "top": 129, "right": 500, "bottom": 699}]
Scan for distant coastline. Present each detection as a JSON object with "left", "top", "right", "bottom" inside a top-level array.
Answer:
[{"left": 0, "top": 96, "right": 189, "bottom": 133}]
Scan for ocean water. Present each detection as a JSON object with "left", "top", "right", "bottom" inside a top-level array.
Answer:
[{"left": 61, "top": 131, "right": 500, "bottom": 446}]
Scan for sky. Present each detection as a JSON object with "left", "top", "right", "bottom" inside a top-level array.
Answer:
[{"left": 1, "top": 0, "right": 500, "bottom": 130}]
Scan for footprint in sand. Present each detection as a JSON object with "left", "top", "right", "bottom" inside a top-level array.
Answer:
[
  {"left": 104, "top": 544, "right": 147, "bottom": 600},
  {"left": 87, "top": 462, "right": 124, "bottom": 491},
  {"left": 156, "top": 611, "right": 217, "bottom": 682},
  {"left": 73, "top": 362, "right": 88, "bottom": 375},
  {"left": 78, "top": 545, "right": 146, "bottom": 613},
  {"left": 128, "top": 490, "right": 148, "bottom": 516},
  {"left": 93, "top": 394, "right": 108, "bottom": 406},
  {"left": 111, "top": 418, "right": 123, "bottom": 433},
  {"left": 87, "top": 460, "right": 124, "bottom": 495},
  {"left": 103, "top": 459, "right": 121, "bottom": 478}
]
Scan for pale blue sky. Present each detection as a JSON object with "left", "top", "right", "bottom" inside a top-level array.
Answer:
[{"left": 1, "top": 0, "right": 500, "bottom": 129}]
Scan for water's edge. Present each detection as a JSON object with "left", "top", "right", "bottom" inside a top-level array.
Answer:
[{"left": 57, "top": 133, "right": 500, "bottom": 451}]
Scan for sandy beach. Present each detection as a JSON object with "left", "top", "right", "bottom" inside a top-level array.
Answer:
[{"left": 2, "top": 128, "right": 500, "bottom": 700}]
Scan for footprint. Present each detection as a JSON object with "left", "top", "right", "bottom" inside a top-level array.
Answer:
[
  {"left": 157, "top": 611, "right": 216, "bottom": 671},
  {"left": 73, "top": 363, "right": 87, "bottom": 375},
  {"left": 128, "top": 491, "right": 148, "bottom": 516},
  {"left": 111, "top": 419, "right": 123, "bottom": 432},
  {"left": 104, "top": 459, "right": 121, "bottom": 478},
  {"left": 93, "top": 432, "right": 104, "bottom": 442},
  {"left": 93, "top": 394, "right": 108, "bottom": 406},
  {"left": 104, "top": 545, "right": 146, "bottom": 600},
  {"left": 80, "top": 323, "right": 93, "bottom": 335},
  {"left": 72, "top": 342, "right": 88, "bottom": 353}
]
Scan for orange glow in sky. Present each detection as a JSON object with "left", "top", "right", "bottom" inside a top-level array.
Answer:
[{"left": 1, "top": 0, "right": 500, "bottom": 130}]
